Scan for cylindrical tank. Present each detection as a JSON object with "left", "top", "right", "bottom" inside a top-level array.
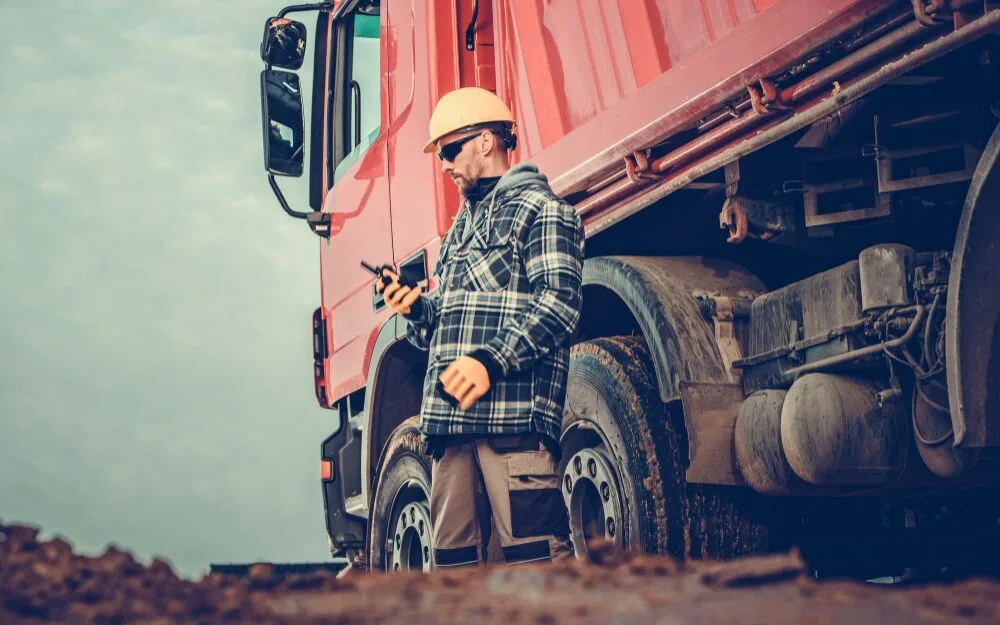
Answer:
[
  {"left": 858, "top": 244, "right": 915, "bottom": 312},
  {"left": 781, "top": 373, "right": 910, "bottom": 486},
  {"left": 734, "top": 390, "right": 794, "bottom": 495}
]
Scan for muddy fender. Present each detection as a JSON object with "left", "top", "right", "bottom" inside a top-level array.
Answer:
[
  {"left": 583, "top": 256, "right": 764, "bottom": 402},
  {"left": 948, "top": 121, "right": 1000, "bottom": 447}
]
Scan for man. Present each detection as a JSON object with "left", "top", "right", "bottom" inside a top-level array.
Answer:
[{"left": 376, "top": 87, "right": 585, "bottom": 568}]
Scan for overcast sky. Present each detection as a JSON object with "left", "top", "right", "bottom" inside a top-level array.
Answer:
[{"left": 0, "top": 1, "right": 339, "bottom": 577}]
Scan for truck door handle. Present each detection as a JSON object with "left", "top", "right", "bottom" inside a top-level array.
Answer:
[
  {"left": 350, "top": 79, "right": 361, "bottom": 148},
  {"left": 465, "top": 0, "right": 479, "bottom": 51}
]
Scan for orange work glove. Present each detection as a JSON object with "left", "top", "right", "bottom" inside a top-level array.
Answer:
[
  {"left": 376, "top": 270, "right": 423, "bottom": 316},
  {"left": 438, "top": 356, "right": 491, "bottom": 410}
]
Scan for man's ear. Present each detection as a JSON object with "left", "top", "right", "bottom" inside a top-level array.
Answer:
[{"left": 481, "top": 130, "right": 497, "bottom": 156}]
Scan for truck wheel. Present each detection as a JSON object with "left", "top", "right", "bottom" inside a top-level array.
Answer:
[
  {"left": 560, "top": 336, "right": 770, "bottom": 560},
  {"left": 367, "top": 416, "right": 434, "bottom": 573}
]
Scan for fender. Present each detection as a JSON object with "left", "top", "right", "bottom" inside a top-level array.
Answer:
[
  {"left": 582, "top": 256, "right": 765, "bottom": 485},
  {"left": 584, "top": 256, "right": 764, "bottom": 400},
  {"left": 356, "top": 314, "right": 427, "bottom": 519},
  {"left": 947, "top": 121, "right": 1000, "bottom": 448}
]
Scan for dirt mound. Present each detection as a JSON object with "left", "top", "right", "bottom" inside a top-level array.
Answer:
[{"left": 4, "top": 521, "right": 1000, "bottom": 624}]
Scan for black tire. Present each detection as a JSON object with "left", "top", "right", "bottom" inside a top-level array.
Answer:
[
  {"left": 560, "top": 336, "right": 771, "bottom": 560},
  {"left": 367, "top": 416, "right": 435, "bottom": 573}
]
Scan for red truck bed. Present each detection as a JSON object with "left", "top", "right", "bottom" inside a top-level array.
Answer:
[{"left": 494, "top": 0, "right": 894, "bottom": 229}]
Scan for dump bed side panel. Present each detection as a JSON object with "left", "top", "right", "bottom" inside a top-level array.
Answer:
[{"left": 496, "top": 0, "right": 892, "bottom": 198}]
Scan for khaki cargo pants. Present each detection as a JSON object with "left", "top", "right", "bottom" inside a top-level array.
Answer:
[{"left": 430, "top": 434, "right": 573, "bottom": 567}]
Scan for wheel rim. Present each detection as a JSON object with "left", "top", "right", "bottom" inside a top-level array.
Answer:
[
  {"left": 563, "top": 446, "right": 625, "bottom": 553},
  {"left": 386, "top": 481, "right": 433, "bottom": 573}
]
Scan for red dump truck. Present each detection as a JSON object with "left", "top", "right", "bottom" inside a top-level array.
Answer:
[{"left": 257, "top": 0, "right": 1000, "bottom": 577}]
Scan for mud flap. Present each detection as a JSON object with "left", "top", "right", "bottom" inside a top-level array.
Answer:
[{"left": 679, "top": 382, "right": 746, "bottom": 486}]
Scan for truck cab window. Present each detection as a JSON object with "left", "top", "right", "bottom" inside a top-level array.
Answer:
[{"left": 332, "top": 6, "right": 381, "bottom": 184}]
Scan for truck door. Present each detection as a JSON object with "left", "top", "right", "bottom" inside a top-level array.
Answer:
[
  {"left": 386, "top": 0, "right": 497, "bottom": 271},
  {"left": 320, "top": 1, "right": 393, "bottom": 402}
]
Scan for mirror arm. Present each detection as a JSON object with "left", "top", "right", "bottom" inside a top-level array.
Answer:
[
  {"left": 269, "top": 174, "right": 331, "bottom": 239},
  {"left": 350, "top": 80, "right": 362, "bottom": 147},
  {"left": 269, "top": 173, "right": 309, "bottom": 219},
  {"left": 277, "top": 1, "right": 335, "bottom": 20},
  {"left": 465, "top": 0, "right": 479, "bottom": 51}
]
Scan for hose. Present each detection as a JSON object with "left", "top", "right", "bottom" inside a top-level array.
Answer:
[
  {"left": 913, "top": 381, "right": 954, "bottom": 447},
  {"left": 786, "top": 305, "right": 926, "bottom": 378},
  {"left": 922, "top": 292, "right": 941, "bottom": 371}
]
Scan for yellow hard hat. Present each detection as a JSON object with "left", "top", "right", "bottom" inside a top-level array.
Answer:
[{"left": 423, "top": 87, "right": 516, "bottom": 153}]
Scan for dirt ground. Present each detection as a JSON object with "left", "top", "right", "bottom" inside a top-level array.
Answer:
[{"left": 4, "top": 521, "right": 1000, "bottom": 625}]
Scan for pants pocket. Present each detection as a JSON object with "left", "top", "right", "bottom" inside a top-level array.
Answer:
[
  {"left": 507, "top": 451, "right": 569, "bottom": 538},
  {"left": 487, "top": 434, "right": 538, "bottom": 454}
]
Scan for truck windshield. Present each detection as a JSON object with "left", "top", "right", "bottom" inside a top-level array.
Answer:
[{"left": 335, "top": 12, "right": 381, "bottom": 182}]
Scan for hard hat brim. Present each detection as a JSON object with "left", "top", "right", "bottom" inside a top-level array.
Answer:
[{"left": 422, "top": 122, "right": 517, "bottom": 155}]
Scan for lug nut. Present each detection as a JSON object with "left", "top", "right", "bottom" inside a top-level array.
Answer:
[
  {"left": 574, "top": 456, "right": 583, "bottom": 475},
  {"left": 601, "top": 482, "right": 610, "bottom": 501},
  {"left": 607, "top": 518, "right": 616, "bottom": 537},
  {"left": 588, "top": 458, "right": 597, "bottom": 478}
]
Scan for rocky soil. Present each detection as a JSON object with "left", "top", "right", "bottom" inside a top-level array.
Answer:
[{"left": 3, "top": 521, "right": 1000, "bottom": 625}]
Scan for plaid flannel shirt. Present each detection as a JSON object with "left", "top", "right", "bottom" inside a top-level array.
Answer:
[{"left": 404, "top": 164, "right": 585, "bottom": 445}]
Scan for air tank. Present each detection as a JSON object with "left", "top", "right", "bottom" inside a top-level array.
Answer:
[
  {"left": 734, "top": 390, "right": 794, "bottom": 495},
  {"left": 780, "top": 373, "right": 910, "bottom": 486}
]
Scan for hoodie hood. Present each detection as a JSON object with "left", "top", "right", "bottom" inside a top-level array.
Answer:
[
  {"left": 492, "top": 163, "right": 550, "bottom": 199},
  {"left": 464, "top": 163, "right": 550, "bottom": 208},
  {"left": 454, "top": 163, "right": 552, "bottom": 247}
]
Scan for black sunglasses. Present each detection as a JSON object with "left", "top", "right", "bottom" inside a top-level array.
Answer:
[{"left": 436, "top": 132, "right": 481, "bottom": 162}]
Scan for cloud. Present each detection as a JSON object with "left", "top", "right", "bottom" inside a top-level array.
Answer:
[{"left": 0, "top": 1, "right": 335, "bottom": 575}]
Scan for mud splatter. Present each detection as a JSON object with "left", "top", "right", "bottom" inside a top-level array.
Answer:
[{"left": 3, "top": 521, "right": 999, "bottom": 624}]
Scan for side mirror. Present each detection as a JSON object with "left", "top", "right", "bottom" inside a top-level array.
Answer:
[
  {"left": 261, "top": 69, "right": 305, "bottom": 177},
  {"left": 260, "top": 17, "right": 307, "bottom": 70}
]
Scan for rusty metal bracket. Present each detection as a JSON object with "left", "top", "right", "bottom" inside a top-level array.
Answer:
[
  {"left": 949, "top": 0, "right": 1000, "bottom": 29},
  {"left": 719, "top": 161, "right": 790, "bottom": 243},
  {"left": 748, "top": 78, "right": 789, "bottom": 114},
  {"left": 711, "top": 296, "right": 744, "bottom": 384},
  {"left": 758, "top": 77, "right": 790, "bottom": 110},
  {"left": 748, "top": 83, "right": 767, "bottom": 115},
  {"left": 915, "top": 0, "right": 999, "bottom": 29},
  {"left": 724, "top": 160, "right": 740, "bottom": 198},
  {"left": 720, "top": 161, "right": 748, "bottom": 244},
  {"left": 913, "top": 0, "right": 947, "bottom": 26},
  {"left": 719, "top": 197, "right": 749, "bottom": 244},
  {"left": 624, "top": 149, "right": 663, "bottom": 183},
  {"left": 695, "top": 293, "right": 752, "bottom": 383}
]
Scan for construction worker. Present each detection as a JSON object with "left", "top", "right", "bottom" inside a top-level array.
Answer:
[{"left": 376, "top": 87, "right": 585, "bottom": 568}]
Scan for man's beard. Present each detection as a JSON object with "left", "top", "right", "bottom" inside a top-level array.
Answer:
[{"left": 452, "top": 174, "right": 471, "bottom": 194}]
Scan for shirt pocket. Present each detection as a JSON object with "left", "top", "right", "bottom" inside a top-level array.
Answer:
[{"left": 461, "top": 226, "right": 515, "bottom": 292}]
